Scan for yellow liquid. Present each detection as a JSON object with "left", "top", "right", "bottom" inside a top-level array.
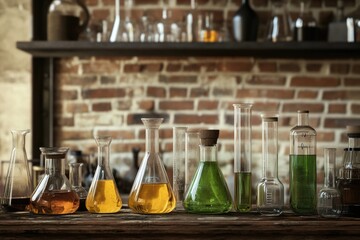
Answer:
[
  {"left": 86, "top": 179, "right": 122, "bottom": 213},
  {"left": 128, "top": 183, "right": 176, "bottom": 214}
]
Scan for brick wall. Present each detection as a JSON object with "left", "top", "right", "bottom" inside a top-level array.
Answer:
[{"left": 54, "top": 0, "right": 360, "bottom": 199}]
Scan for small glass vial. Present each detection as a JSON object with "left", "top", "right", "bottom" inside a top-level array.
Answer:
[
  {"left": 290, "top": 110, "right": 317, "bottom": 215},
  {"left": 256, "top": 115, "right": 284, "bottom": 216},
  {"left": 29, "top": 147, "right": 79, "bottom": 215},
  {"left": 86, "top": 136, "right": 122, "bottom": 213},
  {"left": 128, "top": 118, "right": 176, "bottom": 214},
  {"left": 173, "top": 126, "right": 187, "bottom": 210},
  {"left": 2, "top": 130, "right": 33, "bottom": 212},
  {"left": 69, "top": 163, "right": 87, "bottom": 211},
  {"left": 183, "top": 130, "right": 233, "bottom": 214},
  {"left": 233, "top": 103, "right": 253, "bottom": 212},
  {"left": 317, "top": 148, "right": 342, "bottom": 218}
]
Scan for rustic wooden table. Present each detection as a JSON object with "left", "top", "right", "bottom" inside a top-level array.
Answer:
[{"left": 0, "top": 208, "right": 359, "bottom": 239}]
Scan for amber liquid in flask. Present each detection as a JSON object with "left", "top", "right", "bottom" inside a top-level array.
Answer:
[
  {"left": 86, "top": 136, "right": 122, "bottom": 213},
  {"left": 128, "top": 118, "right": 176, "bottom": 214},
  {"left": 29, "top": 147, "right": 79, "bottom": 215}
]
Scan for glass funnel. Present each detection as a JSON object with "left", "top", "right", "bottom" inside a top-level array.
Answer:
[
  {"left": 2, "top": 129, "right": 33, "bottom": 212},
  {"left": 69, "top": 163, "right": 87, "bottom": 211},
  {"left": 86, "top": 136, "right": 122, "bottom": 213},
  {"left": 128, "top": 118, "right": 176, "bottom": 214},
  {"left": 29, "top": 147, "right": 79, "bottom": 215}
]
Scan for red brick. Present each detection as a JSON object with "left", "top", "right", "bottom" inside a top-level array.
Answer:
[
  {"left": 217, "top": 61, "right": 253, "bottom": 72},
  {"left": 174, "top": 114, "right": 218, "bottom": 124},
  {"left": 124, "top": 64, "right": 140, "bottom": 73},
  {"left": 159, "top": 101, "right": 194, "bottom": 110},
  {"left": 133, "top": 0, "right": 159, "bottom": 5},
  {"left": 100, "top": 76, "right": 116, "bottom": 84},
  {"left": 282, "top": 103, "right": 324, "bottom": 113},
  {"left": 82, "top": 61, "right": 120, "bottom": 74},
  {"left": 291, "top": 77, "right": 340, "bottom": 87},
  {"left": 116, "top": 100, "right": 132, "bottom": 110},
  {"left": 351, "top": 104, "right": 360, "bottom": 114},
  {"left": 352, "top": 64, "right": 360, "bottom": 74},
  {"left": 323, "top": 90, "right": 360, "bottom": 100},
  {"left": 59, "top": 75, "right": 97, "bottom": 86},
  {"left": 325, "top": 118, "right": 360, "bottom": 128},
  {"left": 306, "top": 63, "right": 323, "bottom": 72},
  {"left": 96, "top": 130, "right": 135, "bottom": 140},
  {"left": 246, "top": 75, "right": 286, "bottom": 85},
  {"left": 297, "top": 90, "right": 318, "bottom": 99},
  {"left": 329, "top": 104, "right": 346, "bottom": 114},
  {"left": 236, "top": 89, "right": 295, "bottom": 99},
  {"left": 170, "top": 88, "right": 187, "bottom": 98},
  {"left": 92, "top": 9, "right": 111, "bottom": 21},
  {"left": 139, "top": 63, "right": 163, "bottom": 72},
  {"left": 92, "top": 102, "right": 112, "bottom": 112},
  {"left": 147, "top": 86, "right": 166, "bottom": 97},
  {"left": 159, "top": 75, "right": 197, "bottom": 84},
  {"left": 55, "top": 117, "right": 74, "bottom": 127},
  {"left": 257, "top": 62, "right": 277, "bottom": 72},
  {"left": 82, "top": 88, "right": 126, "bottom": 99},
  {"left": 345, "top": 78, "right": 360, "bottom": 86},
  {"left": 279, "top": 63, "right": 301, "bottom": 72},
  {"left": 166, "top": 64, "right": 182, "bottom": 72},
  {"left": 57, "top": 90, "right": 78, "bottom": 100},
  {"left": 66, "top": 103, "right": 89, "bottom": 113},
  {"left": 138, "top": 100, "right": 155, "bottom": 111},
  {"left": 213, "top": 87, "right": 234, "bottom": 97},
  {"left": 85, "top": 0, "right": 99, "bottom": 6},
  {"left": 330, "top": 63, "right": 350, "bottom": 74},
  {"left": 56, "top": 130, "right": 93, "bottom": 141},
  {"left": 198, "top": 100, "right": 219, "bottom": 110},
  {"left": 183, "top": 64, "right": 201, "bottom": 72},
  {"left": 190, "top": 87, "right": 209, "bottom": 97}
]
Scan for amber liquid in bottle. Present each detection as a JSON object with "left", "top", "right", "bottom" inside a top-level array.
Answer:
[
  {"left": 29, "top": 191, "right": 79, "bottom": 215},
  {"left": 2, "top": 197, "right": 30, "bottom": 212},
  {"left": 128, "top": 183, "right": 176, "bottom": 214},
  {"left": 86, "top": 179, "right": 122, "bottom": 213}
]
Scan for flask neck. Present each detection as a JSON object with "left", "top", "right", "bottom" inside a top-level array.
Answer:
[
  {"left": 97, "top": 144, "right": 110, "bottom": 168},
  {"left": 200, "top": 145, "right": 217, "bottom": 162},
  {"left": 297, "top": 111, "right": 309, "bottom": 126},
  {"left": 324, "top": 148, "right": 336, "bottom": 188},
  {"left": 45, "top": 158, "right": 65, "bottom": 175},
  {"left": 69, "top": 163, "right": 83, "bottom": 187},
  {"left": 146, "top": 127, "right": 159, "bottom": 153},
  {"left": 348, "top": 136, "right": 360, "bottom": 149},
  {"left": 11, "top": 130, "right": 29, "bottom": 150},
  {"left": 262, "top": 118, "right": 278, "bottom": 179}
]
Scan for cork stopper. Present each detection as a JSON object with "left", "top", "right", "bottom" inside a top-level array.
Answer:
[
  {"left": 347, "top": 125, "right": 360, "bottom": 138},
  {"left": 200, "top": 129, "right": 219, "bottom": 146}
]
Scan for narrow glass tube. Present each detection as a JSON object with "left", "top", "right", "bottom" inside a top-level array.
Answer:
[{"left": 173, "top": 126, "right": 187, "bottom": 210}]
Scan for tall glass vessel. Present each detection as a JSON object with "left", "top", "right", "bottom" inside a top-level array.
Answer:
[
  {"left": 128, "top": 118, "right": 176, "bottom": 214},
  {"left": 2, "top": 129, "right": 33, "bottom": 212},
  {"left": 233, "top": 103, "right": 253, "bottom": 212},
  {"left": 317, "top": 148, "right": 342, "bottom": 218},
  {"left": 290, "top": 110, "right": 317, "bottom": 215},
  {"left": 69, "top": 163, "right": 87, "bottom": 211},
  {"left": 256, "top": 115, "right": 284, "bottom": 216},
  {"left": 173, "top": 126, "right": 187, "bottom": 209},
  {"left": 183, "top": 130, "right": 233, "bottom": 214},
  {"left": 86, "top": 136, "right": 122, "bottom": 213},
  {"left": 185, "top": 128, "right": 201, "bottom": 193}
]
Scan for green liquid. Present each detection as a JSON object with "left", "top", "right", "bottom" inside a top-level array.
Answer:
[
  {"left": 234, "top": 172, "right": 252, "bottom": 212},
  {"left": 290, "top": 154, "right": 317, "bottom": 215},
  {"left": 183, "top": 161, "right": 233, "bottom": 214}
]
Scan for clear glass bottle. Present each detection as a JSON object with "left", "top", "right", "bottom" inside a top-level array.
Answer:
[
  {"left": 86, "top": 136, "right": 122, "bottom": 213},
  {"left": 2, "top": 129, "right": 33, "bottom": 212},
  {"left": 290, "top": 110, "right": 317, "bottom": 215},
  {"left": 233, "top": 103, "right": 253, "bottom": 212},
  {"left": 29, "top": 147, "right": 79, "bottom": 215},
  {"left": 337, "top": 125, "right": 360, "bottom": 217},
  {"left": 185, "top": 128, "right": 202, "bottom": 193},
  {"left": 69, "top": 163, "right": 87, "bottom": 211},
  {"left": 128, "top": 118, "right": 176, "bottom": 214},
  {"left": 267, "top": 0, "right": 292, "bottom": 42},
  {"left": 200, "top": 13, "right": 218, "bottom": 42},
  {"left": 233, "top": 0, "right": 259, "bottom": 42},
  {"left": 183, "top": 130, "right": 233, "bottom": 214},
  {"left": 173, "top": 126, "right": 187, "bottom": 209},
  {"left": 256, "top": 115, "right": 284, "bottom": 216},
  {"left": 317, "top": 148, "right": 342, "bottom": 218}
]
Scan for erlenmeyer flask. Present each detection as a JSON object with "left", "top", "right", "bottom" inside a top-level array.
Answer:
[
  {"left": 86, "top": 136, "right": 122, "bottom": 213},
  {"left": 29, "top": 147, "right": 79, "bottom": 215},
  {"left": 2, "top": 129, "right": 33, "bottom": 212},
  {"left": 128, "top": 118, "right": 176, "bottom": 214}
]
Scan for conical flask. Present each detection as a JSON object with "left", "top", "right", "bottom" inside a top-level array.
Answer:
[
  {"left": 2, "top": 129, "right": 33, "bottom": 212},
  {"left": 128, "top": 118, "right": 176, "bottom": 214},
  {"left": 86, "top": 136, "right": 122, "bottom": 213},
  {"left": 29, "top": 147, "right": 79, "bottom": 215}
]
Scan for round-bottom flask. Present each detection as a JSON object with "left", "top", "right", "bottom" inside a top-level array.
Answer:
[
  {"left": 29, "top": 147, "right": 79, "bottom": 215},
  {"left": 128, "top": 118, "right": 176, "bottom": 214}
]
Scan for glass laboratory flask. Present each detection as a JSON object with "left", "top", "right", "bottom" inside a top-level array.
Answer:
[
  {"left": 317, "top": 148, "right": 342, "bottom": 218},
  {"left": 290, "top": 110, "right": 317, "bottom": 215},
  {"left": 185, "top": 128, "right": 202, "bottom": 193},
  {"left": 337, "top": 125, "right": 360, "bottom": 217},
  {"left": 233, "top": 103, "right": 253, "bottom": 212},
  {"left": 256, "top": 115, "right": 284, "bottom": 216},
  {"left": 128, "top": 118, "right": 176, "bottom": 214},
  {"left": 173, "top": 126, "right": 187, "bottom": 209},
  {"left": 2, "top": 129, "right": 33, "bottom": 212},
  {"left": 86, "top": 136, "right": 122, "bottom": 213},
  {"left": 69, "top": 163, "right": 87, "bottom": 211},
  {"left": 29, "top": 147, "right": 79, "bottom": 215},
  {"left": 183, "top": 130, "right": 233, "bottom": 214}
]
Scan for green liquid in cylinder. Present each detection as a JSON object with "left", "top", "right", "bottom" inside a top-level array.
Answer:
[
  {"left": 290, "top": 154, "right": 317, "bottom": 215},
  {"left": 234, "top": 172, "right": 252, "bottom": 212},
  {"left": 183, "top": 161, "right": 233, "bottom": 214}
]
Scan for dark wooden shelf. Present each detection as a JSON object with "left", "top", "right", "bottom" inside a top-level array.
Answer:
[{"left": 16, "top": 41, "right": 360, "bottom": 59}]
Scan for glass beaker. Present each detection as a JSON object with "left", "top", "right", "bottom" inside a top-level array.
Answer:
[
  {"left": 173, "top": 126, "right": 187, "bottom": 209},
  {"left": 128, "top": 118, "right": 176, "bottom": 214},
  {"left": 86, "top": 136, "right": 122, "bottom": 213},
  {"left": 317, "top": 148, "right": 342, "bottom": 218},
  {"left": 2, "top": 129, "right": 33, "bottom": 212},
  {"left": 185, "top": 128, "right": 202, "bottom": 193},
  {"left": 267, "top": 0, "right": 292, "bottom": 42},
  {"left": 183, "top": 130, "right": 233, "bottom": 214},
  {"left": 256, "top": 115, "right": 284, "bottom": 216},
  {"left": 290, "top": 110, "right": 317, "bottom": 215},
  {"left": 29, "top": 147, "right": 79, "bottom": 215},
  {"left": 69, "top": 163, "right": 87, "bottom": 211},
  {"left": 233, "top": 103, "right": 253, "bottom": 212}
]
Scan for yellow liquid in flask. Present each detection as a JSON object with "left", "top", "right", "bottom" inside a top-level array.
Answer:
[
  {"left": 128, "top": 183, "right": 176, "bottom": 214},
  {"left": 86, "top": 179, "right": 122, "bottom": 213}
]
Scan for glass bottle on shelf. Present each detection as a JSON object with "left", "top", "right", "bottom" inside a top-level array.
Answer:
[
  {"left": 256, "top": 115, "right": 284, "bottom": 216},
  {"left": 183, "top": 130, "right": 233, "bottom": 214},
  {"left": 29, "top": 147, "right": 79, "bottom": 215},
  {"left": 267, "top": 0, "right": 292, "bottom": 42},
  {"left": 200, "top": 13, "right": 219, "bottom": 42},
  {"left": 233, "top": 0, "right": 259, "bottom": 41},
  {"left": 317, "top": 148, "right": 342, "bottom": 218},
  {"left": 1, "top": 129, "right": 33, "bottom": 212},
  {"left": 293, "top": 0, "right": 319, "bottom": 41},
  {"left": 128, "top": 118, "right": 176, "bottom": 214},
  {"left": 233, "top": 103, "right": 253, "bottom": 212},
  {"left": 290, "top": 110, "right": 317, "bottom": 215},
  {"left": 69, "top": 162, "right": 87, "bottom": 211},
  {"left": 337, "top": 125, "right": 360, "bottom": 217},
  {"left": 173, "top": 126, "right": 187, "bottom": 209},
  {"left": 86, "top": 136, "right": 122, "bottom": 213}
]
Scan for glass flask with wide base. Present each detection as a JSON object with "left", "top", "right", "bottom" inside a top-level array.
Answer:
[{"left": 128, "top": 118, "right": 176, "bottom": 214}]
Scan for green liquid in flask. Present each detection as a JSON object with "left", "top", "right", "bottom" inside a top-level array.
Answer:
[
  {"left": 183, "top": 161, "right": 232, "bottom": 214},
  {"left": 234, "top": 172, "right": 252, "bottom": 212}
]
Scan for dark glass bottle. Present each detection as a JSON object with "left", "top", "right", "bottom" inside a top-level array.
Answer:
[{"left": 232, "top": 0, "right": 259, "bottom": 41}]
